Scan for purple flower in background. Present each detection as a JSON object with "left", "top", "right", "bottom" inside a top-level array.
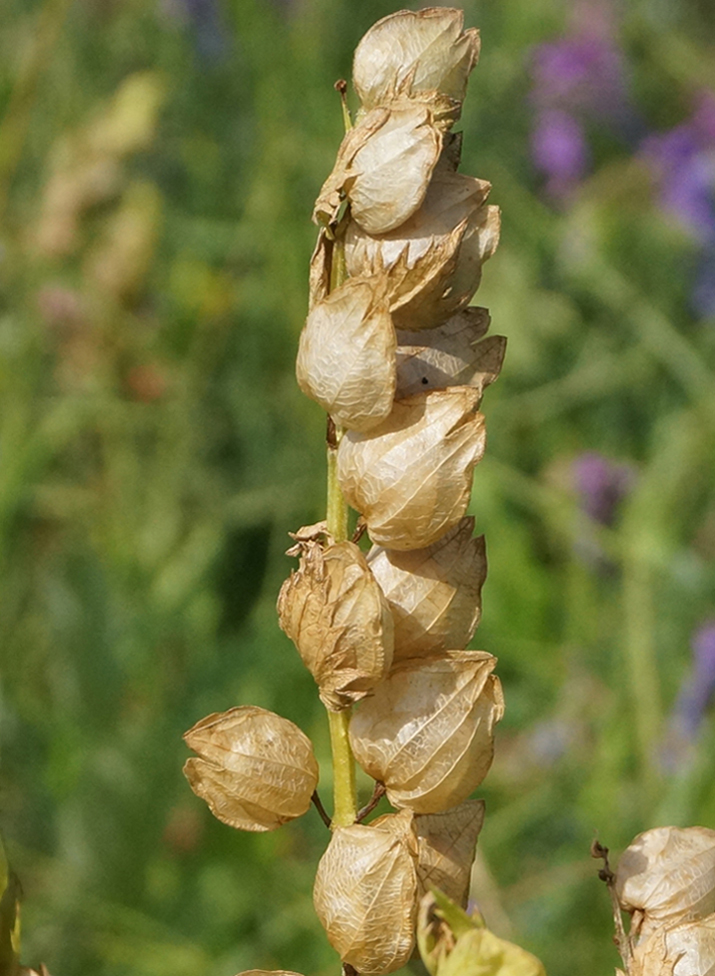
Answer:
[
  {"left": 531, "top": 110, "right": 590, "bottom": 201},
  {"left": 572, "top": 451, "right": 634, "bottom": 527},
  {"left": 160, "top": 0, "right": 229, "bottom": 62},
  {"left": 672, "top": 621, "right": 715, "bottom": 739}
]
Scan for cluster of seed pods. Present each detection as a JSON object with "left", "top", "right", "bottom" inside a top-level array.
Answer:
[{"left": 183, "top": 10, "right": 506, "bottom": 975}]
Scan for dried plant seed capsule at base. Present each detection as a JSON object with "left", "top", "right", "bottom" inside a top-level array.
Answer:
[
  {"left": 337, "top": 388, "right": 486, "bottom": 551},
  {"left": 183, "top": 706, "right": 319, "bottom": 832},
  {"left": 350, "top": 652, "right": 504, "bottom": 813},
  {"left": 368, "top": 517, "right": 487, "bottom": 660},
  {"left": 629, "top": 914, "right": 715, "bottom": 976},
  {"left": 277, "top": 539, "right": 394, "bottom": 711},
  {"left": 314, "top": 818, "right": 418, "bottom": 975},
  {"left": 296, "top": 276, "right": 396, "bottom": 432}
]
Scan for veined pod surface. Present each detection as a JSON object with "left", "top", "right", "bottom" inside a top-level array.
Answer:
[
  {"left": 296, "top": 276, "right": 396, "bottom": 432},
  {"left": 277, "top": 539, "right": 394, "bottom": 711},
  {"left": 350, "top": 652, "right": 504, "bottom": 813},
  {"left": 616, "top": 826, "right": 715, "bottom": 926},
  {"left": 395, "top": 307, "right": 506, "bottom": 399},
  {"left": 183, "top": 706, "right": 318, "bottom": 832},
  {"left": 337, "top": 388, "right": 486, "bottom": 551},
  {"left": 629, "top": 915, "right": 715, "bottom": 976},
  {"left": 367, "top": 517, "right": 487, "bottom": 660},
  {"left": 353, "top": 8, "right": 480, "bottom": 122},
  {"left": 344, "top": 168, "right": 500, "bottom": 330},
  {"left": 313, "top": 813, "right": 418, "bottom": 975},
  {"left": 313, "top": 101, "right": 442, "bottom": 235}
]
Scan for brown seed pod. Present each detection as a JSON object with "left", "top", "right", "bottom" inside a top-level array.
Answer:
[
  {"left": 183, "top": 706, "right": 318, "bottom": 832},
  {"left": 296, "top": 276, "right": 396, "bottom": 432},
  {"left": 337, "top": 388, "right": 486, "bottom": 551},
  {"left": 313, "top": 813, "right": 418, "bottom": 974},
  {"left": 349, "top": 652, "right": 504, "bottom": 813},
  {"left": 395, "top": 307, "right": 506, "bottom": 399},
  {"left": 616, "top": 826, "right": 715, "bottom": 927},
  {"left": 629, "top": 915, "right": 715, "bottom": 976},
  {"left": 277, "top": 539, "right": 394, "bottom": 711},
  {"left": 367, "top": 517, "right": 487, "bottom": 660},
  {"left": 313, "top": 101, "right": 442, "bottom": 235},
  {"left": 352, "top": 8, "right": 480, "bottom": 125}
]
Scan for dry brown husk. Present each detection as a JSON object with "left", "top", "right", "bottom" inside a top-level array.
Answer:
[
  {"left": 337, "top": 388, "right": 486, "bottom": 551},
  {"left": 616, "top": 826, "right": 715, "bottom": 932},
  {"left": 344, "top": 167, "right": 500, "bottom": 330},
  {"left": 277, "top": 538, "right": 394, "bottom": 711},
  {"left": 296, "top": 276, "right": 396, "bottom": 432},
  {"left": 352, "top": 8, "right": 480, "bottom": 127},
  {"left": 395, "top": 307, "right": 506, "bottom": 399},
  {"left": 313, "top": 812, "right": 418, "bottom": 974},
  {"left": 313, "top": 101, "right": 442, "bottom": 235},
  {"left": 629, "top": 914, "right": 715, "bottom": 976},
  {"left": 367, "top": 517, "right": 486, "bottom": 660},
  {"left": 183, "top": 706, "right": 318, "bottom": 831},
  {"left": 349, "top": 652, "right": 504, "bottom": 813}
]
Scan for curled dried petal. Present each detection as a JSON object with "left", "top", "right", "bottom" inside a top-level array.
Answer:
[
  {"left": 368, "top": 517, "right": 487, "bottom": 660},
  {"left": 337, "top": 389, "right": 486, "bottom": 551},
  {"left": 183, "top": 706, "right": 318, "bottom": 832},
  {"left": 314, "top": 818, "right": 418, "bottom": 974},
  {"left": 350, "top": 652, "right": 504, "bottom": 813},
  {"left": 296, "top": 277, "right": 396, "bottom": 432},
  {"left": 277, "top": 540, "right": 394, "bottom": 711}
]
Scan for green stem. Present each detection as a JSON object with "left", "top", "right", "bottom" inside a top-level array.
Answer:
[{"left": 327, "top": 709, "right": 357, "bottom": 827}]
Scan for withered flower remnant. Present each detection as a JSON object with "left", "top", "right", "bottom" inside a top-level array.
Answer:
[
  {"left": 277, "top": 538, "right": 394, "bottom": 710},
  {"left": 368, "top": 517, "right": 487, "bottom": 660},
  {"left": 183, "top": 706, "right": 319, "bottom": 832},
  {"left": 337, "top": 388, "right": 486, "bottom": 550},
  {"left": 296, "top": 276, "right": 396, "bottom": 432},
  {"left": 349, "top": 652, "right": 504, "bottom": 813}
]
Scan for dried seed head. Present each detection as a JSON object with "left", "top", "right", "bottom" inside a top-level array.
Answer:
[
  {"left": 345, "top": 169, "right": 499, "bottom": 330},
  {"left": 367, "top": 518, "right": 487, "bottom": 660},
  {"left": 296, "top": 276, "right": 396, "bottom": 432},
  {"left": 629, "top": 915, "right": 715, "bottom": 976},
  {"left": 616, "top": 827, "right": 715, "bottom": 926},
  {"left": 395, "top": 308, "right": 506, "bottom": 399},
  {"left": 412, "top": 800, "right": 485, "bottom": 908},
  {"left": 313, "top": 814, "right": 418, "bottom": 974},
  {"left": 313, "top": 102, "right": 442, "bottom": 234},
  {"left": 337, "top": 388, "right": 486, "bottom": 551},
  {"left": 183, "top": 706, "right": 319, "bottom": 832},
  {"left": 353, "top": 8, "right": 480, "bottom": 123},
  {"left": 349, "top": 652, "right": 504, "bottom": 813},
  {"left": 277, "top": 539, "right": 394, "bottom": 711}
]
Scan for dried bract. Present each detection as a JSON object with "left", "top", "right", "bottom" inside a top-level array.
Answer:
[
  {"left": 353, "top": 8, "right": 480, "bottom": 124},
  {"left": 616, "top": 826, "right": 715, "bottom": 925},
  {"left": 350, "top": 652, "right": 504, "bottom": 813},
  {"left": 183, "top": 706, "right": 318, "bottom": 832},
  {"left": 367, "top": 518, "right": 487, "bottom": 660},
  {"left": 296, "top": 277, "right": 396, "bottom": 432},
  {"left": 277, "top": 539, "right": 394, "bottom": 710},
  {"left": 629, "top": 915, "right": 715, "bottom": 976},
  {"left": 313, "top": 815, "right": 418, "bottom": 974},
  {"left": 413, "top": 800, "right": 485, "bottom": 907},
  {"left": 337, "top": 388, "right": 486, "bottom": 551}
]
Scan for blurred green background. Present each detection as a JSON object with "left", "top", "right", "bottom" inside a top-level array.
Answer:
[{"left": 1, "top": 0, "right": 715, "bottom": 973}]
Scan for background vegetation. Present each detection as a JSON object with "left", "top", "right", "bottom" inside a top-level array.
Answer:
[{"left": 1, "top": 0, "right": 714, "bottom": 974}]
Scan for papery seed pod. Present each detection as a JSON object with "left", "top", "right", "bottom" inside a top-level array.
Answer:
[
  {"left": 395, "top": 308, "right": 506, "bottom": 399},
  {"left": 183, "top": 706, "right": 318, "bottom": 832},
  {"left": 629, "top": 915, "right": 715, "bottom": 976},
  {"left": 413, "top": 800, "right": 485, "bottom": 907},
  {"left": 350, "top": 652, "right": 504, "bottom": 813},
  {"left": 616, "top": 826, "right": 715, "bottom": 926},
  {"left": 313, "top": 101, "right": 442, "bottom": 235},
  {"left": 344, "top": 168, "right": 500, "bottom": 330},
  {"left": 296, "top": 277, "right": 396, "bottom": 432},
  {"left": 313, "top": 815, "right": 418, "bottom": 975},
  {"left": 277, "top": 540, "right": 394, "bottom": 711},
  {"left": 337, "top": 388, "right": 486, "bottom": 551},
  {"left": 367, "top": 517, "right": 487, "bottom": 660},
  {"left": 353, "top": 8, "right": 480, "bottom": 123}
]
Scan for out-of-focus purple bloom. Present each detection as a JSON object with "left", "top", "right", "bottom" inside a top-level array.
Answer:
[
  {"left": 159, "top": 0, "right": 229, "bottom": 62},
  {"left": 662, "top": 621, "right": 715, "bottom": 772},
  {"left": 572, "top": 451, "right": 634, "bottom": 527},
  {"left": 531, "top": 110, "right": 589, "bottom": 200},
  {"left": 693, "top": 252, "right": 715, "bottom": 320}
]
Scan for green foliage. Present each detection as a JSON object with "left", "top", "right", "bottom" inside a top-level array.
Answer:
[{"left": 0, "top": 0, "right": 714, "bottom": 974}]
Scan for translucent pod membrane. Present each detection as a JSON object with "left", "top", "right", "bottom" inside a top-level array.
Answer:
[
  {"left": 349, "top": 651, "right": 504, "bottom": 813},
  {"left": 296, "top": 276, "right": 396, "bottom": 433},
  {"left": 628, "top": 915, "right": 715, "bottom": 976},
  {"left": 367, "top": 517, "right": 487, "bottom": 660},
  {"left": 277, "top": 539, "right": 394, "bottom": 711},
  {"left": 337, "top": 388, "right": 486, "bottom": 551},
  {"left": 183, "top": 706, "right": 318, "bottom": 831}
]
